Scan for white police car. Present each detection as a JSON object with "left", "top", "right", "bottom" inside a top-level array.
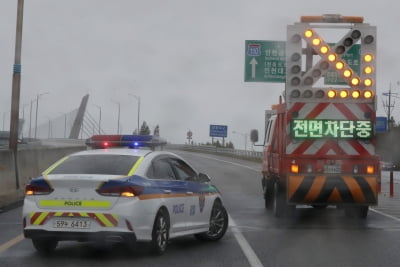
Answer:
[{"left": 22, "top": 135, "right": 228, "bottom": 255}]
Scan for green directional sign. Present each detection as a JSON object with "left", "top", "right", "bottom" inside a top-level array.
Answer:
[
  {"left": 245, "top": 40, "right": 360, "bottom": 85},
  {"left": 244, "top": 40, "right": 286, "bottom": 83}
]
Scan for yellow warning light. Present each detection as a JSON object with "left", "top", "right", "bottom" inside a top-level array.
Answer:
[
  {"left": 327, "top": 90, "right": 336, "bottom": 98},
  {"left": 364, "top": 90, "right": 373, "bottom": 99},
  {"left": 364, "top": 79, "right": 373, "bottom": 87},
  {"left": 304, "top": 29, "right": 313, "bottom": 38},
  {"left": 328, "top": 54, "right": 336, "bottom": 62},
  {"left": 291, "top": 164, "right": 299, "bottom": 173},
  {"left": 312, "top": 38, "right": 321, "bottom": 46},
  {"left": 335, "top": 61, "right": 345, "bottom": 70},
  {"left": 364, "top": 66, "right": 373, "bottom": 74},
  {"left": 364, "top": 54, "right": 373, "bottom": 62},
  {"left": 320, "top": 45, "right": 329, "bottom": 54},
  {"left": 351, "top": 77, "right": 360, "bottom": 86},
  {"left": 343, "top": 69, "right": 352, "bottom": 78},
  {"left": 339, "top": 90, "right": 349, "bottom": 98},
  {"left": 352, "top": 90, "right": 361, "bottom": 99},
  {"left": 367, "top": 165, "right": 374, "bottom": 174}
]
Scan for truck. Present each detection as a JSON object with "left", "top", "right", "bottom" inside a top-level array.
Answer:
[{"left": 253, "top": 15, "right": 379, "bottom": 218}]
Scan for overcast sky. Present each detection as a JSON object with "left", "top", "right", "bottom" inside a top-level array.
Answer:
[{"left": 0, "top": 0, "right": 398, "bottom": 149}]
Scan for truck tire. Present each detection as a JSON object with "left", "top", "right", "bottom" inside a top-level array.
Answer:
[
  {"left": 344, "top": 206, "right": 369, "bottom": 219},
  {"left": 272, "top": 181, "right": 286, "bottom": 217},
  {"left": 262, "top": 176, "right": 273, "bottom": 210}
]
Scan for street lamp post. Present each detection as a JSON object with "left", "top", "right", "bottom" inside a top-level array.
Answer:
[
  {"left": 94, "top": 105, "right": 101, "bottom": 134},
  {"left": 232, "top": 130, "right": 248, "bottom": 151},
  {"left": 2, "top": 112, "right": 8, "bottom": 131},
  {"left": 29, "top": 100, "right": 33, "bottom": 138},
  {"left": 21, "top": 103, "right": 29, "bottom": 138},
  {"left": 128, "top": 94, "right": 140, "bottom": 134},
  {"left": 34, "top": 92, "right": 49, "bottom": 138},
  {"left": 111, "top": 100, "right": 120, "bottom": 134}
]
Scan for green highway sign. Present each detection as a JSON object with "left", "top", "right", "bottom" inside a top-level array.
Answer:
[
  {"left": 245, "top": 40, "right": 361, "bottom": 85},
  {"left": 244, "top": 40, "right": 286, "bottom": 83}
]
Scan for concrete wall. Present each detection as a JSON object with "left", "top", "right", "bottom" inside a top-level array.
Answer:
[{"left": 0, "top": 146, "right": 86, "bottom": 209}]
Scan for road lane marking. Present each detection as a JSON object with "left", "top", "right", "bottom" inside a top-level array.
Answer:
[
  {"left": 188, "top": 153, "right": 262, "bottom": 172},
  {"left": 229, "top": 215, "right": 263, "bottom": 267},
  {"left": 370, "top": 208, "right": 400, "bottom": 222},
  {"left": 0, "top": 234, "right": 24, "bottom": 253}
]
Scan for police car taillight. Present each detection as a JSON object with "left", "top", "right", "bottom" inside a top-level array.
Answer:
[
  {"left": 25, "top": 184, "right": 54, "bottom": 195},
  {"left": 96, "top": 185, "right": 143, "bottom": 198}
]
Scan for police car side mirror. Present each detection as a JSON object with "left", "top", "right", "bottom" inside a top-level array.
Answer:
[{"left": 198, "top": 173, "right": 211, "bottom": 183}]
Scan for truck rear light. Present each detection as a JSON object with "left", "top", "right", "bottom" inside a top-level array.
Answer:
[
  {"left": 291, "top": 164, "right": 299, "bottom": 173},
  {"left": 367, "top": 165, "right": 374, "bottom": 174},
  {"left": 96, "top": 185, "right": 143, "bottom": 198}
]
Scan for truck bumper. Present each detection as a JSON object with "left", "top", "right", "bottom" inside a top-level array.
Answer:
[{"left": 287, "top": 175, "right": 378, "bottom": 205}]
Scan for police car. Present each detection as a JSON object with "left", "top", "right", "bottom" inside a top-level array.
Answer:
[{"left": 22, "top": 135, "right": 228, "bottom": 255}]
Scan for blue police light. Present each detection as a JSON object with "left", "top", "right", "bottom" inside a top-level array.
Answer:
[{"left": 86, "top": 134, "right": 166, "bottom": 149}]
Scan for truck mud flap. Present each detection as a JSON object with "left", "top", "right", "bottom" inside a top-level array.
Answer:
[{"left": 287, "top": 175, "right": 377, "bottom": 205}]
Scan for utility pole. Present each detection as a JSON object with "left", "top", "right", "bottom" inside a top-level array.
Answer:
[
  {"left": 382, "top": 82, "right": 399, "bottom": 129},
  {"left": 9, "top": 0, "right": 24, "bottom": 153}
]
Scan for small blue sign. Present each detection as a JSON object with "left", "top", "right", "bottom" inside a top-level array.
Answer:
[
  {"left": 376, "top": 117, "right": 387, "bottom": 133},
  {"left": 210, "top": 125, "right": 228, "bottom": 137}
]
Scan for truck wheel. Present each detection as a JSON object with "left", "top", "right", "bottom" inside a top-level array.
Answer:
[
  {"left": 344, "top": 206, "right": 369, "bottom": 219},
  {"left": 262, "top": 177, "right": 273, "bottom": 210},
  {"left": 272, "top": 181, "right": 286, "bottom": 217},
  {"left": 356, "top": 206, "right": 369, "bottom": 218}
]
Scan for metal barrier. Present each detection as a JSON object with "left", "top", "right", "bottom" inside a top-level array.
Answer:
[{"left": 166, "top": 144, "right": 263, "bottom": 162}]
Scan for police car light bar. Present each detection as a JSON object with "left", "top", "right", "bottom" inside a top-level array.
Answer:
[{"left": 86, "top": 135, "right": 167, "bottom": 149}]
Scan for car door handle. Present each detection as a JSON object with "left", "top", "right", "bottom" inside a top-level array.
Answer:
[
  {"left": 163, "top": 190, "right": 172, "bottom": 194},
  {"left": 186, "top": 191, "right": 194, "bottom": 195}
]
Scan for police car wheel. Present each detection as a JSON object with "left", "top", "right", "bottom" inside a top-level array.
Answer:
[
  {"left": 151, "top": 209, "right": 170, "bottom": 255},
  {"left": 32, "top": 238, "right": 58, "bottom": 255},
  {"left": 195, "top": 201, "right": 228, "bottom": 241}
]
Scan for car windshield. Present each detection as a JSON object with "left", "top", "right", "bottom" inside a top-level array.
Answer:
[{"left": 49, "top": 155, "right": 140, "bottom": 175}]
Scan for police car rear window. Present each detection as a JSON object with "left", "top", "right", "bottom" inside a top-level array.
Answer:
[{"left": 49, "top": 155, "right": 140, "bottom": 175}]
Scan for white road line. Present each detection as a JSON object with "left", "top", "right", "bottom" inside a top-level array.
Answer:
[
  {"left": 190, "top": 154, "right": 261, "bottom": 172},
  {"left": 370, "top": 208, "right": 400, "bottom": 222},
  {"left": 0, "top": 234, "right": 24, "bottom": 253},
  {"left": 229, "top": 215, "right": 263, "bottom": 267}
]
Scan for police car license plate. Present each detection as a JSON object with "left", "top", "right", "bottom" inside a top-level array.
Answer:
[
  {"left": 324, "top": 165, "right": 341, "bottom": 173},
  {"left": 53, "top": 219, "right": 91, "bottom": 229}
]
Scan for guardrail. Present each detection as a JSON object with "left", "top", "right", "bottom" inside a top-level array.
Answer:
[{"left": 166, "top": 144, "right": 263, "bottom": 162}]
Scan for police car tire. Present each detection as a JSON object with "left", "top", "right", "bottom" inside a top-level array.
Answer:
[
  {"left": 151, "top": 209, "right": 170, "bottom": 255},
  {"left": 195, "top": 201, "right": 228, "bottom": 241},
  {"left": 32, "top": 238, "right": 58, "bottom": 255}
]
